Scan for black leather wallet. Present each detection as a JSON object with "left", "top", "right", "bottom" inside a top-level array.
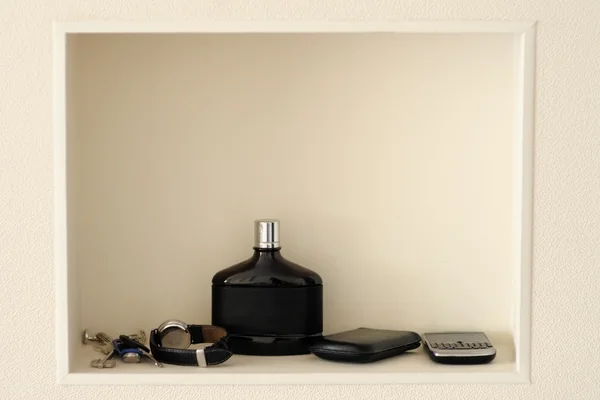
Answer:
[{"left": 308, "top": 328, "right": 421, "bottom": 363}]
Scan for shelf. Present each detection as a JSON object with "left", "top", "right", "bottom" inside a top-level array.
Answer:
[
  {"left": 66, "top": 334, "right": 518, "bottom": 385},
  {"left": 55, "top": 21, "right": 534, "bottom": 385}
]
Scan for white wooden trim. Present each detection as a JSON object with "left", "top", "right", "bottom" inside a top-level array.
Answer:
[
  {"left": 53, "top": 20, "right": 536, "bottom": 385},
  {"left": 54, "top": 20, "right": 534, "bottom": 34},
  {"left": 53, "top": 22, "right": 69, "bottom": 384},
  {"left": 514, "top": 23, "right": 536, "bottom": 384},
  {"left": 60, "top": 371, "right": 527, "bottom": 386}
]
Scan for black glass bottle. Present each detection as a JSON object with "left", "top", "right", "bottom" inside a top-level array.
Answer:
[{"left": 211, "top": 219, "right": 323, "bottom": 356}]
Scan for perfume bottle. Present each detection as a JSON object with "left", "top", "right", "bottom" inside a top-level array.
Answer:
[{"left": 211, "top": 219, "right": 323, "bottom": 356}]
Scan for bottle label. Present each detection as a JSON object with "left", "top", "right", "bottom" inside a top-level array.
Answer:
[{"left": 212, "top": 285, "right": 323, "bottom": 336}]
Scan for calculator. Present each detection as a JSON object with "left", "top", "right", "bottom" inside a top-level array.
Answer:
[{"left": 421, "top": 332, "right": 496, "bottom": 364}]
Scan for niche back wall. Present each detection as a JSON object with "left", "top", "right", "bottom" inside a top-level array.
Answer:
[{"left": 67, "top": 33, "right": 517, "bottom": 335}]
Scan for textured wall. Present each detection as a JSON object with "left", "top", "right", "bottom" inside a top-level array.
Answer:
[{"left": 0, "top": 1, "right": 599, "bottom": 399}]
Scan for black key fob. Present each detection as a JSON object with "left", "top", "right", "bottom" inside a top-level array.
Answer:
[
  {"left": 119, "top": 335, "right": 150, "bottom": 352},
  {"left": 112, "top": 338, "right": 143, "bottom": 363}
]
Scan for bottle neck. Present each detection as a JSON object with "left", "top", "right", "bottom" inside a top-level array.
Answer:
[
  {"left": 251, "top": 247, "right": 283, "bottom": 260},
  {"left": 253, "top": 246, "right": 281, "bottom": 253}
]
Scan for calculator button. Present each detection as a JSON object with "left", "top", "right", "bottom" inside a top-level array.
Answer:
[
  {"left": 431, "top": 343, "right": 438, "bottom": 349},
  {"left": 471, "top": 343, "right": 480, "bottom": 349},
  {"left": 447, "top": 343, "right": 455, "bottom": 349},
  {"left": 479, "top": 343, "right": 487, "bottom": 349}
]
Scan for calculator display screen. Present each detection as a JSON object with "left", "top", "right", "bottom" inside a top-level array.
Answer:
[{"left": 425, "top": 332, "right": 489, "bottom": 343}]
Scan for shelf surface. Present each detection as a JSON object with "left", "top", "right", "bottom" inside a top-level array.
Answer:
[{"left": 65, "top": 335, "right": 520, "bottom": 385}]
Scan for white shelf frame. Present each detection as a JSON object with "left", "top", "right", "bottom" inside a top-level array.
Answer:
[{"left": 53, "top": 20, "right": 536, "bottom": 385}]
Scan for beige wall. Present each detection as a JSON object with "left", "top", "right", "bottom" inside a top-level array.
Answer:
[{"left": 1, "top": 1, "right": 599, "bottom": 400}]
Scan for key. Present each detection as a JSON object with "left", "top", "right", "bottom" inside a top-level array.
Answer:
[
  {"left": 119, "top": 335, "right": 164, "bottom": 367},
  {"left": 90, "top": 336, "right": 117, "bottom": 368},
  {"left": 92, "top": 344, "right": 112, "bottom": 355},
  {"left": 83, "top": 329, "right": 144, "bottom": 346},
  {"left": 95, "top": 332, "right": 113, "bottom": 345},
  {"left": 90, "top": 348, "right": 117, "bottom": 368},
  {"left": 91, "top": 334, "right": 114, "bottom": 359},
  {"left": 142, "top": 351, "right": 163, "bottom": 368},
  {"left": 126, "top": 330, "right": 147, "bottom": 344}
]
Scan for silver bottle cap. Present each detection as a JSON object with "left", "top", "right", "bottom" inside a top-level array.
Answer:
[{"left": 254, "top": 219, "right": 280, "bottom": 249}]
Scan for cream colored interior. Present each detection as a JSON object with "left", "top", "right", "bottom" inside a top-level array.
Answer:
[{"left": 67, "top": 33, "right": 517, "bottom": 341}]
